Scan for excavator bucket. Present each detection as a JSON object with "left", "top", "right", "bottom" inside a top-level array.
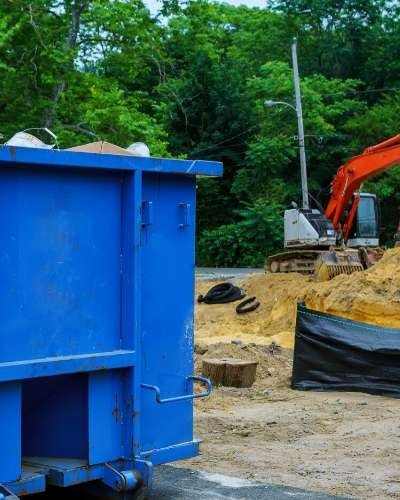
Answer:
[{"left": 314, "top": 249, "right": 364, "bottom": 281}]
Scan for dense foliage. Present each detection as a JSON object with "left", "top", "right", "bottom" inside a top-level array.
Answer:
[{"left": 0, "top": 0, "right": 399, "bottom": 266}]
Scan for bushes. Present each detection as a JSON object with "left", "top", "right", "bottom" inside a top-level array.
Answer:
[{"left": 197, "top": 199, "right": 283, "bottom": 267}]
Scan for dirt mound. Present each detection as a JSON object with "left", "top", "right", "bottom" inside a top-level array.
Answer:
[
  {"left": 305, "top": 247, "right": 400, "bottom": 327},
  {"left": 195, "top": 248, "right": 400, "bottom": 349}
]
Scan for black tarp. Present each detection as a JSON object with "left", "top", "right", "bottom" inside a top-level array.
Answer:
[{"left": 292, "top": 304, "right": 400, "bottom": 398}]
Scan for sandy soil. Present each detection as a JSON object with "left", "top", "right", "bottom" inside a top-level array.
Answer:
[
  {"left": 187, "top": 251, "right": 400, "bottom": 498},
  {"left": 196, "top": 248, "right": 400, "bottom": 350},
  {"left": 178, "top": 344, "right": 400, "bottom": 499}
]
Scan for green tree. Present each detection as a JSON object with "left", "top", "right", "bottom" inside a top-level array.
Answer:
[
  {"left": 235, "top": 61, "right": 366, "bottom": 204},
  {"left": 273, "top": 0, "right": 391, "bottom": 84},
  {"left": 155, "top": 1, "right": 296, "bottom": 232},
  {"left": 0, "top": 0, "right": 169, "bottom": 153}
]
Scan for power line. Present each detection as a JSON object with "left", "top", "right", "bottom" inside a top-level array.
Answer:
[
  {"left": 189, "top": 135, "right": 357, "bottom": 159},
  {"left": 320, "top": 86, "right": 400, "bottom": 98},
  {"left": 190, "top": 124, "right": 259, "bottom": 156},
  {"left": 182, "top": 85, "right": 400, "bottom": 158}
]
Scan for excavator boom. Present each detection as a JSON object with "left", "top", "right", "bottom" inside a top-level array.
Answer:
[{"left": 325, "top": 134, "right": 400, "bottom": 239}]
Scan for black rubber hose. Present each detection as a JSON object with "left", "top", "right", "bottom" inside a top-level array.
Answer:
[
  {"left": 198, "top": 282, "right": 245, "bottom": 304},
  {"left": 236, "top": 296, "right": 260, "bottom": 314}
]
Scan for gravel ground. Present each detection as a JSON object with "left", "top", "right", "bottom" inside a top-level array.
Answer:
[{"left": 176, "top": 347, "right": 400, "bottom": 499}]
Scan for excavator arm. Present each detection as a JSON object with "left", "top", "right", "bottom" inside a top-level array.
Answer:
[{"left": 325, "top": 134, "right": 400, "bottom": 241}]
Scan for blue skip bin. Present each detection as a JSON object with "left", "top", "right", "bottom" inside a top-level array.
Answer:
[{"left": 0, "top": 145, "right": 222, "bottom": 499}]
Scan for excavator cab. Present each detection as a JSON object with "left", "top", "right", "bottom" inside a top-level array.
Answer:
[{"left": 346, "top": 193, "right": 380, "bottom": 248}]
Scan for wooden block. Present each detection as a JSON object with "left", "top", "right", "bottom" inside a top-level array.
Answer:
[
  {"left": 202, "top": 358, "right": 226, "bottom": 386},
  {"left": 224, "top": 359, "right": 258, "bottom": 388},
  {"left": 202, "top": 358, "right": 258, "bottom": 388}
]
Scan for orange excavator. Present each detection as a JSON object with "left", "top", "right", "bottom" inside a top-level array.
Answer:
[{"left": 267, "top": 133, "right": 400, "bottom": 279}]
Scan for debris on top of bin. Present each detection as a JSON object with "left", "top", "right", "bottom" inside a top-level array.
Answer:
[
  {"left": 67, "top": 140, "right": 151, "bottom": 156},
  {"left": 5, "top": 131, "right": 55, "bottom": 149},
  {"left": 127, "top": 142, "right": 150, "bottom": 157},
  {"left": 3, "top": 130, "right": 151, "bottom": 157}
]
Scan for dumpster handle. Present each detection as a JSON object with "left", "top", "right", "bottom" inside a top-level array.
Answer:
[{"left": 141, "top": 376, "right": 212, "bottom": 404}]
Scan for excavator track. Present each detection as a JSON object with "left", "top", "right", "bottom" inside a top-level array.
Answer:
[
  {"left": 266, "top": 248, "right": 367, "bottom": 280},
  {"left": 266, "top": 250, "right": 322, "bottom": 274}
]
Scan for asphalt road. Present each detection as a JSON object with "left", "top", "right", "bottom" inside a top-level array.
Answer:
[
  {"left": 30, "top": 465, "right": 346, "bottom": 500},
  {"left": 151, "top": 466, "right": 346, "bottom": 499},
  {"left": 196, "top": 267, "right": 264, "bottom": 281}
]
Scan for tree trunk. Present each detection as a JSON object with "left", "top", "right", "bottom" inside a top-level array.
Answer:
[
  {"left": 43, "top": 1, "right": 88, "bottom": 128},
  {"left": 202, "top": 358, "right": 258, "bottom": 388}
]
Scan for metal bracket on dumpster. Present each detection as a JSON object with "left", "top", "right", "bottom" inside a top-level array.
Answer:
[
  {"left": 102, "top": 463, "right": 141, "bottom": 492},
  {"left": 178, "top": 202, "right": 191, "bottom": 228},
  {"left": 0, "top": 484, "right": 19, "bottom": 500},
  {"left": 141, "top": 376, "right": 212, "bottom": 404},
  {"left": 141, "top": 200, "right": 153, "bottom": 226}
]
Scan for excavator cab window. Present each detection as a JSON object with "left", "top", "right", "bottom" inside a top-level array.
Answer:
[{"left": 355, "top": 194, "right": 379, "bottom": 239}]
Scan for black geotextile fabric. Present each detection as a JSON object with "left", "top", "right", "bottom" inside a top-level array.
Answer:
[{"left": 292, "top": 304, "right": 400, "bottom": 398}]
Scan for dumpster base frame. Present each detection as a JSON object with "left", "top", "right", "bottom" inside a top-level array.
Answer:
[
  {"left": 3, "top": 457, "right": 154, "bottom": 499},
  {"left": 2, "top": 440, "right": 202, "bottom": 499}
]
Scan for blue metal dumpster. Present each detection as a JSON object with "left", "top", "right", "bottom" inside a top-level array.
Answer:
[{"left": 0, "top": 145, "right": 222, "bottom": 499}]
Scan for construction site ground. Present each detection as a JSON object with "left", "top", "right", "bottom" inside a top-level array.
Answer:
[{"left": 180, "top": 249, "right": 400, "bottom": 499}]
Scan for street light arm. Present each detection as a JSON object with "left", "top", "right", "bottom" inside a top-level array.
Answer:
[{"left": 264, "top": 100, "right": 298, "bottom": 115}]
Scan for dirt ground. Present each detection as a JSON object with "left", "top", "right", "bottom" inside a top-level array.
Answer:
[
  {"left": 179, "top": 344, "right": 400, "bottom": 499},
  {"left": 183, "top": 250, "right": 400, "bottom": 500},
  {"left": 195, "top": 248, "right": 400, "bottom": 350}
]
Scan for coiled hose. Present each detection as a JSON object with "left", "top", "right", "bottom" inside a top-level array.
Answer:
[{"left": 197, "top": 282, "right": 245, "bottom": 304}]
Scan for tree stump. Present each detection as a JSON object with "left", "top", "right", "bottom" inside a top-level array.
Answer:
[{"left": 202, "top": 358, "right": 258, "bottom": 388}]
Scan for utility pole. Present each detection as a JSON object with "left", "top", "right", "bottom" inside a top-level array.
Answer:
[{"left": 291, "top": 37, "right": 309, "bottom": 210}]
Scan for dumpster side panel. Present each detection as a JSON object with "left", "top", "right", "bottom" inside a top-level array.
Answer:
[
  {"left": 0, "top": 166, "right": 123, "bottom": 363},
  {"left": 140, "top": 173, "right": 196, "bottom": 457},
  {"left": 0, "top": 165, "right": 130, "bottom": 463}
]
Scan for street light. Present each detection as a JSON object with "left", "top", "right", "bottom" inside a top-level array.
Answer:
[
  {"left": 264, "top": 100, "right": 298, "bottom": 114},
  {"left": 264, "top": 38, "right": 309, "bottom": 210}
]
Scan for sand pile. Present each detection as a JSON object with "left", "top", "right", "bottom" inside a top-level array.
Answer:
[
  {"left": 305, "top": 247, "right": 400, "bottom": 327},
  {"left": 195, "top": 248, "right": 400, "bottom": 349},
  {"left": 196, "top": 273, "right": 313, "bottom": 348}
]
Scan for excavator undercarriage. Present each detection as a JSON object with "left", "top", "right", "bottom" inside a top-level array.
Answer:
[{"left": 266, "top": 246, "right": 384, "bottom": 281}]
